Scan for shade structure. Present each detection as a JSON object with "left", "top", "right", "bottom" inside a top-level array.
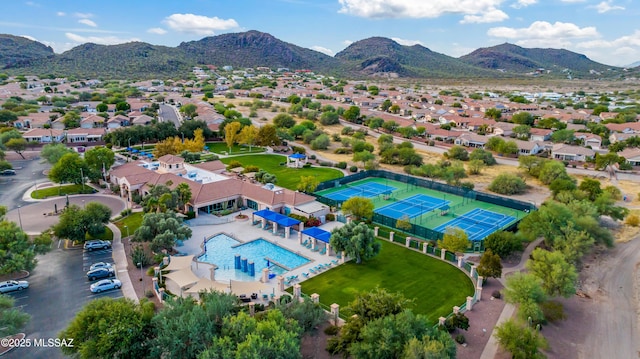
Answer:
[
  {"left": 253, "top": 209, "right": 301, "bottom": 227},
  {"left": 185, "top": 278, "right": 229, "bottom": 294},
  {"left": 302, "top": 227, "right": 331, "bottom": 243},
  {"left": 163, "top": 255, "right": 194, "bottom": 272},
  {"left": 228, "top": 280, "right": 268, "bottom": 295},
  {"left": 164, "top": 268, "right": 200, "bottom": 289}
]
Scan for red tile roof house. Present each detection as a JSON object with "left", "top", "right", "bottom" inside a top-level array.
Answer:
[
  {"left": 22, "top": 128, "right": 65, "bottom": 143},
  {"left": 551, "top": 144, "right": 595, "bottom": 162},
  {"left": 454, "top": 133, "right": 489, "bottom": 148},
  {"left": 529, "top": 128, "right": 553, "bottom": 142},
  {"left": 605, "top": 122, "right": 640, "bottom": 134},
  {"left": 574, "top": 132, "right": 602, "bottom": 150},
  {"left": 618, "top": 148, "right": 640, "bottom": 167},
  {"left": 109, "top": 155, "right": 329, "bottom": 219}
]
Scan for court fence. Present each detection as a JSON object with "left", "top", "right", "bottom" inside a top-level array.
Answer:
[{"left": 315, "top": 170, "right": 536, "bottom": 212}]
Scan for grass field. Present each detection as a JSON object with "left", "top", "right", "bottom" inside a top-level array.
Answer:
[
  {"left": 114, "top": 212, "right": 144, "bottom": 238},
  {"left": 220, "top": 154, "right": 343, "bottom": 190},
  {"left": 205, "top": 142, "right": 265, "bottom": 155},
  {"left": 298, "top": 240, "right": 474, "bottom": 323},
  {"left": 31, "top": 184, "right": 97, "bottom": 199}
]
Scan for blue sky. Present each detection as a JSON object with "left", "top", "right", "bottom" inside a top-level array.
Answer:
[{"left": 0, "top": 0, "right": 637, "bottom": 66}]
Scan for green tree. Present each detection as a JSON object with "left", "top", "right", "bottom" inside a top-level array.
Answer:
[
  {"left": 0, "top": 110, "right": 17, "bottom": 123},
  {"left": 484, "top": 108, "right": 502, "bottom": 120},
  {"left": 444, "top": 145, "right": 469, "bottom": 161},
  {"left": 62, "top": 111, "right": 81, "bottom": 128},
  {"left": 224, "top": 121, "right": 242, "bottom": 153},
  {"left": 84, "top": 146, "right": 115, "bottom": 181},
  {"left": 341, "top": 196, "right": 374, "bottom": 221},
  {"left": 237, "top": 124, "right": 258, "bottom": 151},
  {"left": 278, "top": 297, "right": 327, "bottom": 333},
  {"left": 538, "top": 160, "right": 569, "bottom": 185},
  {"left": 60, "top": 298, "right": 155, "bottom": 359},
  {"left": 403, "top": 331, "right": 457, "bottom": 359},
  {"left": 513, "top": 125, "right": 531, "bottom": 139},
  {"left": 133, "top": 211, "right": 192, "bottom": 252},
  {"left": 527, "top": 248, "right": 577, "bottom": 297},
  {"left": 488, "top": 173, "right": 527, "bottom": 195},
  {"left": 48, "top": 152, "right": 89, "bottom": 184},
  {"left": 41, "top": 143, "right": 74, "bottom": 165},
  {"left": 486, "top": 136, "right": 505, "bottom": 151},
  {"left": 151, "top": 291, "right": 238, "bottom": 359},
  {"left": 484, "top": 231, "right": 522, "bottom": 258},
  {"left": 256, "top": 124, "right": 280, "bottom": 146},
  {"left": 310, "top": 134, "right": 330, "bottom": 150},
  {"left": 353, "top": 150, "right": 375, "bottom": 167},
  {"left": 494, "top": 319, "right": 548, "bottom": 359},
  {"left": 518, "top": 156, "right": 547, "bottom": 176},
  {"left": 0, "top": 294, "right": 29, "bottom": 336},
  {"left": 503, "top": 273, "right": 546, "bottom": 322},
  {"left": 467, "top": 159, "right": 485, "bottom": 175},
  {"left": 498, "top": 140, "right": 519, "bottom": 155},
  {"left": 550, "top": 129, "right": 575, "bottom": 143},
  {"left": 53, "top": 203, "right": 111, "bottom": 242},
  {"left": 578, "top": 178, "right": 602, "bottom": 201},
  {"left": 395, "top": 215, "right": 412, "bottom": 232},
  {"left": 4, "top": 138, "right": 27, "bottom": 159},
  {"left": 469, "top": 148, "right": 496, "bottom": 165},
  {"left": 96, "top": 103, "right": 108, "bottom": 112},
  {"left": 343, "top": 106, "right": 361, "bottom": 122},
  {"left": 437, "top": 227, "right": 469, "bottom": 253},
  {"left": 296, "top": 175, "right": 319, "bottom": 193},
  {"left": 330, "top": 222, "right": 380, "bottom": 264},
  {"left": 477, "top": 248, "right": 502, "bottom": 280},
  {"left": 0, "top": 215, "right": 52, "bottom": 273},
  {"left": 115, "top": 101, "right": 131, "bottom": 112},
  {"left": 511, "top": 112, "right": 534, "bottom": 125},
  {"left": 319, "top": 111, "right": 339, "bottom": 125},
  {"left": 273, "top": 113, "right": 296, "bottom": 128},
  {"left": 202, "top": 310, "right": 301, "bottom": 359},
  {"left": 179, "top": 103, "right": 198, "bottom": 119}
]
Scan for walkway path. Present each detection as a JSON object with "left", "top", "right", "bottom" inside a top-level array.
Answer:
[
  {"left": 107, "top": 223, "right": 138, "bottom": 302},
  {"left": 479, "top": 237, "right": 543, "bottom": 359}
]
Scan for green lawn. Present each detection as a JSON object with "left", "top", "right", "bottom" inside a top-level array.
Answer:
[
  {"left": 298, "top": 240, "right": 474, "bottom": 323},
  {"left": 114, "top": 212, "right": 144, "bottom": 238},
  {"left": 220, "top": 154, "right": 343, "bottom": 190},
  {"left": 31, "top": 184, "right": 97, "bottom": 199},
  {"left": 86, "top": 226, "right": 113, "bottom": 241},
  {"left": 205, "top": 142, "right": 265, "bottom": 155}
]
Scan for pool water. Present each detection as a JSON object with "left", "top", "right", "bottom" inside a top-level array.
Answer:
[{"left": 198, "top": 234, "right": 310, "bottom": 281}]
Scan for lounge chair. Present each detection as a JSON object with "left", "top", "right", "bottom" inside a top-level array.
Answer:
[
  {"left": 302, "top": 272, "right": 309, "bottom": 278},
  {"left": 319, "top": 248, "right": 326, "bottom": 255},
  {"left": 309, "top": 268, "right": 316, "bottom": 274},
  {"left": 262, "top": 294, "right": 268, "bottom": 300}
]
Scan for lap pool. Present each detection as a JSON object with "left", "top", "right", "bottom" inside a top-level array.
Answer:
[{"left": 197, "top": 233, "right": 311, "bottom": 281}]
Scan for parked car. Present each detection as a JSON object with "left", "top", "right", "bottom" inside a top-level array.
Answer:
[
  {"left": 90, "top": 279, "right": 121, "bottom": 293},
  {"left": 87, "top": 267, "right": 115, "bottom": 281},
  {"left": 0, "top": 169, "right": 16, "bottom": 176},
  {"left": 0, "top": 280, "right": 29, "bottom": 293},
  {"left": 84, "top": 240, "right": 111, "bottom": 251},
  {"left": 89, "top": 262, "right": 113, "bottom": 271}
]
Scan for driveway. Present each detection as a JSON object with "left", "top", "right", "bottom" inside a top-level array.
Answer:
[
  {"left": 4, "top": 195, "right": 126, "bottom": 235},
  {"left": 4, "top": 245, "right": 122, "bottom": 359},
  {"left": 159, "top": 103, "right": 181, "bottom": 127},
  {"left": 0, "top": 157, "right": 49, "bottom": 211}
]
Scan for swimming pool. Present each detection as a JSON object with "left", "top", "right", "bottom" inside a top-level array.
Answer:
[{"left": 197, "top": 233, "right": 310, "bottom": 281}]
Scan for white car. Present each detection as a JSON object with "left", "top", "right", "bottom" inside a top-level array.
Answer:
[
  {"left": 0, "top": 280, "right": 29, "bottom": 293},
  {"left": 89, "top": 262, "right": 113, "bottom": 271},
  {"left": 90, "top": 279, "right": 122, "bottom": 293}
]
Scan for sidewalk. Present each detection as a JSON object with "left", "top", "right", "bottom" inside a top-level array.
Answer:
[{"left": 107, "top": 223, "right": 138, "bottom": 303}]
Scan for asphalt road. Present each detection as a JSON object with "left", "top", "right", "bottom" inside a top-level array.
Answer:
[
  {"left": 159, "top": 103, "right": 181, "bottom": 127},
  {"left": 5, "top": 244, "right": 122, "bottom": 359},
  {"left": 0, "top": 157, "right": 49, "bottom": 211}
]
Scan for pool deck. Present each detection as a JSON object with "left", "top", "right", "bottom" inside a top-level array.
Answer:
[{"left": 176, "top": 209, "right": 345, "bottom": 300}]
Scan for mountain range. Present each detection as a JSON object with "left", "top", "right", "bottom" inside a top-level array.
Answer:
[{"left": 0, "top": 30, "right": 635, "bottom": 80}]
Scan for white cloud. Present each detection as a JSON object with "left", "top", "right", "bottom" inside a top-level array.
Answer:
[
  {"left": 147, "top": 27, "right": 167, "bottom": 35},
  {"left": 592, "top": 1, "right": 624, "bottom": 13},
  {"left": 73, "top": 12, "right": 94, "bottom": 18},
  {"left": 560, "top": 0, "right": 586, "bottom": 2},
  {"left": 488, "top": 21, "right": 599, "bottom": 46},
  {"left": 25, "top": 1, "right": 40, "bottom": 7},
  {"left": 65, "top": 32, "right": 139, "bottom": 46},
  {"left": 311, "top": 45, "right": 334, "bottom": 56},
  {"left": 78, "top": 19, "right": 97, "bottom": 27},
  {"left": 342, "top": 40, "right": 353, "bottom": 46},
  {"left": 163, "top": 13, "right": 239, "bottom": 35},
  {"left": 338, "top": 0, "right": 506, "bottom": 22},
  {"left": 461, "top": 9, "right": 509, "bottom": 23},
  {"left": 391, "top": 37, "right": 423, "bottom": 46},
  {"left": 511, "top": 0, "right": 536, "bottom": 8},
  {"left": 20, "top": 34, "right": 36, "bottom": 41},
  {"left": 56, "top": 11, "right": 66, "bottom": 16}
]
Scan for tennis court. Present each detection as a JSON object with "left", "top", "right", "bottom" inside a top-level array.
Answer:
[
  {"left": 434, "top": 208, "right": 515, "bottom": 241},
  {"left": 322, "top": 182, "right": 397, "bottom": 202},
  {"left": 375, "top": 194, "right": 450, "bottom": 219}
]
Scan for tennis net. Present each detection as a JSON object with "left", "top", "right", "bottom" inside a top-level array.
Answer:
[
  {"left": 346, "top": 183, "right": 385, "bottom": 197},
  {"left": 452, "top": 214, "right": 499, "bottom": 228}
]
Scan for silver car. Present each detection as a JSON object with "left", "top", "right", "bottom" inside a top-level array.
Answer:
[
  {"left": 90, "top": 279, "right": 122, "bottom": 293},
  {"left": 89, "top": 262, "right": 113, "bottom": 271},
  {"left": 0, "top": 280, "right": 29, "bottom": 293}
]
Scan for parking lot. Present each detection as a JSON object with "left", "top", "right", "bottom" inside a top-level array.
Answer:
[{"left": 5, "top": 243, "right": 122, "bottom": 359}]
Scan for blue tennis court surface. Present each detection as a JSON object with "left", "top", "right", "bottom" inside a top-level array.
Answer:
[
  {"left": 323, "top": 182, "right": 396, "bottom": 202},
  {"left": 434, "top": 208, "right": 515, "bottom": 241},
  {"left": 375, "top": 194, "right": 450, "bottom": 219}
]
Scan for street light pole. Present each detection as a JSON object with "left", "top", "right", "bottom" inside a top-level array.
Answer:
[
  {"left": 124, "top": 225, "right": 130, "bottom": 238},
  {"left": 137, "top": 262, "right": 143, "bottom": 294},
  {"left": 80, "top": 168, "right": 85, "bottom": 192},
  {"left": 17, "top": 206, "right": 23, "bottom": 231}
]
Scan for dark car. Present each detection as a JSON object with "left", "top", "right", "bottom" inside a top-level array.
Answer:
[
  {"left": 0, "top": 169, "right": 16, "bottom": 176},
  {"left": 87, "top": 267, "right": 115, "bottom": 281}
]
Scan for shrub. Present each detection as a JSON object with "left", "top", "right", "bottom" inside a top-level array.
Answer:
[
  {"left": 302, "top": 163, "right": 312, "bottom": 168},
  {"left": 333, "top": 161, "right": 346, "bottom": 169},
  {"left": 488, "top": 173, "right": 527, "bottom": 195},
  {"left": 186, "top": 211, "right": 196, "bottom": 220},
  {"left": 146, "top": 267, "right": 156, "bottom": 276},
  {"left": 324, "top": 325, "right": 340, "bottom": 336},
  {"left": 540, "top": 301, "right": 566, "bottom": 322},
  {"left": 455, "top": 334, "right": 466, "bottom": 344},
  {"left": 306, "top": 216, "right": 321, "bottom": 227},
  {"left": 131, "top": 245, "right": 152, "bottom": 267},
  {"left": 460, "top": 181, "right": 475, "bottom": 190},
  {"left": 325, "top": 213, "right": 335, "bottom": 221},
  {"left": 279, "top": 294, "right": 292, "bottom": 304},
  {"left": 243, "top": 165, "right": 260, "bottom": 173},
  {"left": 120, "top": 208, "right": 132, "bottom": 217},
  {"left": 319, "top": 161, "right": 332, "bottom": 167},
  {"left": 309, "top": 154, "right": 316, "bottom": 159},
  {"left": 625, "top": 214, "right": 640, "bottom": 227},
  {"left": 154, "top": 253, "right": 166, "bottom": 265},
  {"left": 492, "top": 290, "right": 502, "bottom": 299},
  {"left": 227, "top": 160, "right": 243, "bottom": 169},
  {"left": 145, "top": 290, "right": 155, "bottom": 298},
  {"left": 349, "top": 166, "right": 358, "bottom": 173},
  {"left": 428, "top": 140, "right": 435, "bottom": 146},
  {"left": 333, "top": 147, "right": 352, "bottom": 154}
]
